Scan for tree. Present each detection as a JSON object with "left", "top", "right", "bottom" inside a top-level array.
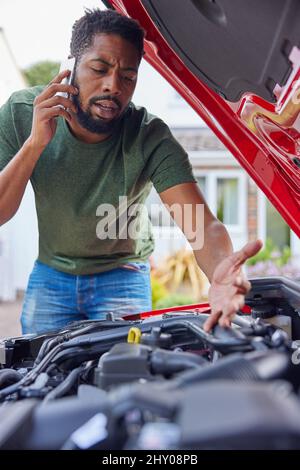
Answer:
[{"left": 23, "top": 61, "right": 60, "bottom": 87}]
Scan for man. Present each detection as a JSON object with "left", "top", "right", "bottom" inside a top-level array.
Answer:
[{"left": 0, "top": 9, "right": 262, "bottom": 334}]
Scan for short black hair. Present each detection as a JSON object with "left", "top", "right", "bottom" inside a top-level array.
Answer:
[{"left": 70, "top": 8, "right": 145, "bottom": 62}]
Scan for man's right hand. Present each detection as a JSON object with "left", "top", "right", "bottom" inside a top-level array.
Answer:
[{"left": 28, "top": 70, "right": 78, "bottom": 152}]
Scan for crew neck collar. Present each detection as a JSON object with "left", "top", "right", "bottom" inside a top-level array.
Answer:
[{"left": 61, "top": 117, "right": 119, "bottom": 151}]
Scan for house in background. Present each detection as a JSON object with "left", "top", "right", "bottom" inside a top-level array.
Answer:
[
  {"left": 0, "top": 28, "right": 38, "bottom": 301},
  {"left": 133, "top": 61, "right": 300, "bottom": 265},
  {"left": 0, "top": 37, "right": 298, "bottom": 302}
]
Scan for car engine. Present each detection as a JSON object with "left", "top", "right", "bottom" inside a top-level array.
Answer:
[{"left": 0, "top": 276, "right": 300, "bottom": 450}]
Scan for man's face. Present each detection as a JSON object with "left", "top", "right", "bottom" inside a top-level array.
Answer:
[{"left": 72, "top": 33, "right": 140, "bottom": 134}]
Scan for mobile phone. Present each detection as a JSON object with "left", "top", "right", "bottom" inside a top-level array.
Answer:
[{"left": 55, "top": 57, "right": 76, "bottom": 100}]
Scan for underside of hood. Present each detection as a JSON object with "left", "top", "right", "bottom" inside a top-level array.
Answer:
[{"left": 103, "top": 0, "right": 300, "bottom": 237}]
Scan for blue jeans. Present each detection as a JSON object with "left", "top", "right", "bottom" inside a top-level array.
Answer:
[{"left": 21, "top": 260, "right": 152, "bottom": 334}]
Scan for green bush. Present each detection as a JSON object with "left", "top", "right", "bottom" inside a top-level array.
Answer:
[
  {"left": 23, "top": 61, "right": 60, "bottom": 87},
  {"left": 151, "top": 275, "right": 169, "bottom": 309},
  {"left": 246, "top": 238, "right": 291, "bottom": 267},
  {"left": 155, "top": 293, "right": 196, "bottom": 309}
]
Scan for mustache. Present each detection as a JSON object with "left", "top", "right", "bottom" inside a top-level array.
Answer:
[{"left": 90, "top": 95, "right": 122, "bottom": 110}]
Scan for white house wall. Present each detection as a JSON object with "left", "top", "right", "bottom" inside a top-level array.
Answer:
[
  {"left": 133, "top": 59, "right": 206, "bottom": 128},
  {"left": 0, "top": 29, "right": 38, "bottom": 300},
  {"left": 0, "top": 29, "right": 25, "bottom": 100}
]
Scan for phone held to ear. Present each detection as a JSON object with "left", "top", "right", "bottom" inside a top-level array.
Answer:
[{"left": 55, "top": 57, "right": 76, "bottom": 101}]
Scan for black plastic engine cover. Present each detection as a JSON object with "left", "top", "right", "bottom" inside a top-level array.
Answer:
[
  {"left": 176, "top": 381, "right": 300, "bottom": 449},
  {"left": 141, "top": 0, "right": 300, "bottom": 102}
]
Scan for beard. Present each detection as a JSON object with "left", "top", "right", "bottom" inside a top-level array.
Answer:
[{"left": 71, "top": 80, "right": 125, "bottom": 135}]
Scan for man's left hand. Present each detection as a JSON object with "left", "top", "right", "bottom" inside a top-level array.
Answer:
[{"left": 203, "top": 239, "right": 263, "bottom": 332}]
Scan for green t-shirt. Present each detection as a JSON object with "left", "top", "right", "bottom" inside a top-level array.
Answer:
[{"left": 0, "top": 86, "right": 196, "bottom": 274}]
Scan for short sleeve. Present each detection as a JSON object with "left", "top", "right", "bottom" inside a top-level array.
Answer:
[
  {"left": 0, "top": 97, "right": 20, "bottom": 171},
  {"left": 142, "top": 118, "right": 196, "bottom": 193}
]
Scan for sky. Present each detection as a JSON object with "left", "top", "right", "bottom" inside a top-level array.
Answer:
[{"left": 0, "top": 0, "right": 106, "bottom": 68}]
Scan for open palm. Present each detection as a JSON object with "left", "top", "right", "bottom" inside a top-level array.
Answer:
[{"left": 204, "top": 239, "right": 263, "bottom": 331}]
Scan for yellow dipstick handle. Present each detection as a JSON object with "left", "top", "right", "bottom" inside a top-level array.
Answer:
[{"left": 127, "top": 327, "right": 142, "bottom": 344}]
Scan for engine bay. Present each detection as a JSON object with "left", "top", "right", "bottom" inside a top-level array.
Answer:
[{"left": 0, "top": 276, "right": 300, "bottom": 450}]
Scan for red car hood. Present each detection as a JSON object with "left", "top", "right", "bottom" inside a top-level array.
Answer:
[{"left": 103, "top": 0, "right": 300, "bottom": 237}]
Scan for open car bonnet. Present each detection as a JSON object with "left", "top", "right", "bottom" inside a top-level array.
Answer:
[{"left": 103, "top": 0, "right": 300, "bottom": 237}]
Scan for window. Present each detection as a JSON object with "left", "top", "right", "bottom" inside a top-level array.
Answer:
[
  {"left": 195, "top": 170, "right": 246, "bottom": 233},
  {"left": 266, "top": 200, "right": 290, "bottom": 249},
  {"left": 196, "top": 176, "right": 206, "bottom": 197},
  {"left": 146, "top": 170, "right": 246, "bottom": 234},
  {"left": 216, "top": 178, "right": 238, "bottom": 225}
]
